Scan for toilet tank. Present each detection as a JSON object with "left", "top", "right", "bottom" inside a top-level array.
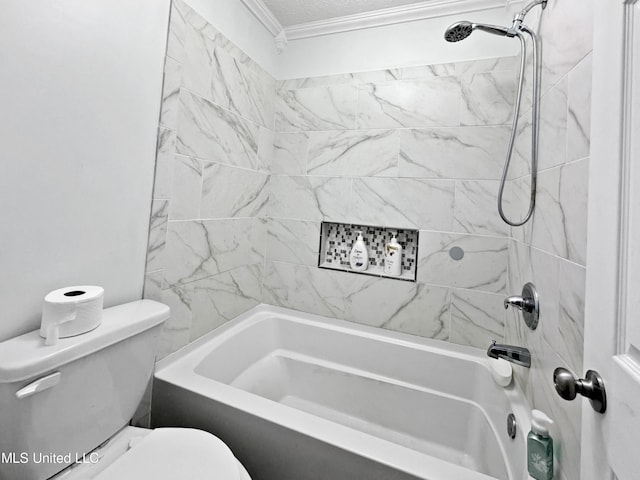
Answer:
[{"left": 0, "top": 300, "right": 168, "bottom": 480}]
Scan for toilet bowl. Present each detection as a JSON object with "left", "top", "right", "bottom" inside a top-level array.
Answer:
[
  {"left": 52, "top": 427, "right": 251, "bottom": 480},
  {"left": 0, "top": 300, "right": 251, "bottom": 480}
]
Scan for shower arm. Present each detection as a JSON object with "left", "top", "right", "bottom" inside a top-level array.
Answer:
[{"left": 497, "top": 25, "right": 540, "bottom": 227}]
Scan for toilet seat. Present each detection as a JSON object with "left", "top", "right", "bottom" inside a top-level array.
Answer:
[{"left": 93, "top": 428, "right": 250, "bottom": 480}]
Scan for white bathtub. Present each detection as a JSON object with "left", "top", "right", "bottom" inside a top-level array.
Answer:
[{"left": 153, "top": 305, "right": 531, "bottom": 480}]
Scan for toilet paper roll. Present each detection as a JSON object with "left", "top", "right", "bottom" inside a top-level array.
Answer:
[{"left": 40, "top": 286, "right": 104, "bottom": 345}]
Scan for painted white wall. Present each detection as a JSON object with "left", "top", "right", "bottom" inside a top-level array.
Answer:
[
  {"left": 185, "top": 0, "right": 280, "bottom": 76},
  {"left": 0, "top": 0, "right": 170, "bottom": 342},
  {"left": 278, "top": 8, "right": 519, "bottom": 78}
]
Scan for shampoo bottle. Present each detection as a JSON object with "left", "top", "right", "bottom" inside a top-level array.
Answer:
[
  {"left": 349, "top": 231, "right": 369, "bottom": 272},
  {"left": 384, "top": 234, "right": 403, "bottom": 276},
  {"left": 527, "top": 410, "right": 554, "bottom": 480}
]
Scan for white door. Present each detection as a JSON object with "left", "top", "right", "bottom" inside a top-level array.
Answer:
[{"left": 583, "top": 1, "right": 640, "bottom": 479}]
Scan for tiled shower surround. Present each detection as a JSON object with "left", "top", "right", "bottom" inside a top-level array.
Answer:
[
  {"left": 146, "top": 0, "right": 515, "bottom": 358},
  {"left": 264, "top": 60, "right": 517, "bottom": 341},
  {"left": 144, "top": 2, "right": 592, "bottom": 479},
  {"left": 143, "top": 0, "right": 274, "bottom": 357}
]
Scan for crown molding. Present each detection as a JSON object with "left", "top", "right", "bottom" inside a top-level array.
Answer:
[
  {"left": 240, "top": 0, "right": 284, "bottom": 37},
  {"left": 279, "top": 0, "right": 524, "bottom": 41}
]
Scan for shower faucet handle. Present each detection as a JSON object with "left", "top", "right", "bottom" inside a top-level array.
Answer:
[
  {"left": 503, "top": 296, "right": 532, "bottom": 311},
  {"left": 504, "top": 283, "right": 539, "bottom": 330}
]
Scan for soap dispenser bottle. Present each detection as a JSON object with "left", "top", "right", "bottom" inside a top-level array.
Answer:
[
  {"left": 527, "top": 410, "right": 554, "bottom": 480},
  {"left": 349, "top": 231, "right": 369, "bottom": 272},
  {"left": 384, "top": 234, "right": 403, "bottom": 276}
]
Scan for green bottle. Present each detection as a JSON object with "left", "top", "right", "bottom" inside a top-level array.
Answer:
[{"left": 527, "top": 410, "right": 554, "bottom": 480}]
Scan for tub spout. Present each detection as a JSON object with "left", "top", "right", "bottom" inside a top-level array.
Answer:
[{"left": 487, "top": 341, "right": 531, "bottom": 368}]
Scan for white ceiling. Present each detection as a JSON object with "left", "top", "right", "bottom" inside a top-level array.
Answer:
[{"left": 262, "top": 0, "right": 432, "bottom": 26}]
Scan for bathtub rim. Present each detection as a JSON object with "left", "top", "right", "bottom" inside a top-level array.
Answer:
[
  {"left": 154, "top": 304, "right": 531, "bottom": 480},
  {"left": 157, "top": 304, "right": 509, "bottom": 369}
]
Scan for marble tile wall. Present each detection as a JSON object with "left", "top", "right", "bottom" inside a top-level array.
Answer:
[
  {"left": 500, "top": 2, "right": 593, "bottom": 480},
  {"left": 265, "top": 56, "right": 518, "bottom": 348},
  {"left": 143, "top": 0, "right": 275, "bottom": 362}
]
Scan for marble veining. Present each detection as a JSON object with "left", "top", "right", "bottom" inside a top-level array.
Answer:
[
  {"left": 277, "top": 69, "right": 401, "bottom": 92},
  {"left": 177, "top": 90, "right": 259, "bottom": 170},
  {"left": 399, "top": 127, "right": 508, "bottom": 180},
  {"left": 567, "top": 54, "right": 592, "bottom": 162},
  {"left": 210, "top": 46, "right": 275, "bottom": 128},
  {"left": 356, "top": 77, "right": 461, "bottom": 129},
  {"left": 266, "top": 218, "right": 320, "bottom": 266},
  {"left": 450, "top": 289, "right": 505, "bottom": 349},
  {"left": 272, "top": 132, "right": 308, "bottom": 175},
  {"left": 530, "top": 166, "right": 568, "bottom": 260},
  {"left": 143, "top": 271, "right": 163, "bottom": 303},
  {"left": 257, "top": 127, "right": 275, "bottom": 173},
  {"left": 170, "top": 0, "right": 266, "bottom": 77},
  {"left": 307, "top": 129, "right": 398, "bottom": 177},
  {"left": 201, "top": 163, "right": 269, "bottom": 218},
  {"left": 277, "top": 73, "right": 357, "bottom": 91},
  {"left": 345, "top": 278, "right": 450, "bottom": 339},
  {"left": 556, "top": 260, "right": 586, "bottom": 374},
  {"left": 262, "top": 261, "right": 346, "bottom": 318},
  {"left": 538, "top": 77, "right": 568, "bottom": 171},
  {"left": 160, "top": 57, "right": 181, "bottom": 130},
  {"left": 269, "top": 175, "right": 351, "bottom": 222},
  {"left": 163, "top": 218, "right": 262, "bottom": 287},
  {"left": 263, "top": 261, "right": 451, "bottom": 341},
  {"left": 172, "top": 264, "right": 263, "bottom": 342},
  {"left": 169, "top": 155, "right": 202, "bottom": 221},
  {"left": 146, "top": 200, "right": 169, "bottom": 273},
  {"left": 538, "top": 0, "right": 594, "bottom": 95},
  {"left": 156, "top": 287, "right": 192, "bottom": 360},
  {"left": 153, "top": 128, "right": 176, "bottom": 199},
  {"left": 455, "top": 57, "right": 517, "bottom": 77},
  {"left": 459, "top": 70, "right": 516, "bottom": 126},
  {"left": 401, "top": 63, "right": 456, "bottom": 80},
  {"left": 275, "top": 84, "right": 358, "bottom": 131},
  {"left": 351, "top": 177, "right": 455, "bottom": 230},
  {"left": 165, "top": 2, "right": 186, "bottom": 63},
  {"left": 180, "top": 18, "right": 214, "bottom": 99},
  {"left": 418, "top": 232, "right": 508, "bottom": 294},
  {"left": 454, "top": 180, "right": 510, "bottom": 236},
  {"left": 558, "top": 159, "right": 589, "bottom": 265},
  {"left": 510, "top": 111, "right": 533, "bottom": 180}
]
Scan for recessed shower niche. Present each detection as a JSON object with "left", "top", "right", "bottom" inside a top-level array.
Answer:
[{"left": 318, "top": 222, "right": 419, "bottom": 282}]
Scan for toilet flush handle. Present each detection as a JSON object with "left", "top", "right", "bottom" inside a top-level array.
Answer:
[{"left": 15, "top": 372, "right": 61, "bottom": 399}]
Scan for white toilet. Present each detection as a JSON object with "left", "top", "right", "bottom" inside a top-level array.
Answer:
[{"left": 0, "top": 300, "right": 251, "bottom": 480}]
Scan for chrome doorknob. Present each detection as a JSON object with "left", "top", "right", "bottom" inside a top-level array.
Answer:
[{"left": 553, "top": 367, "right": 607, "bottom": 414}]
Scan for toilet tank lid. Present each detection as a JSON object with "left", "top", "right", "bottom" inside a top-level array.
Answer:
[{"left": 0, "top": 300, "right": 169, "bottom": 383}]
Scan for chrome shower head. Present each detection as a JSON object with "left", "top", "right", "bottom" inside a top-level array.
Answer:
[
  {"left": 444, "top": 21, "right": 512, "bottom": 42},
  {"left": 444, "top": 21, "right": 473, "bottom": 42}
]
